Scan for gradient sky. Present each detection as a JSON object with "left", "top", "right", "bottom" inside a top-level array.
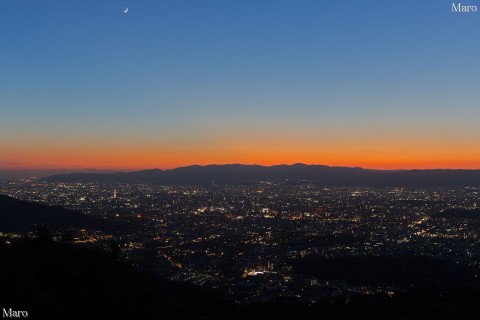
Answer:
[{"left": 1, "top": 0, "right": 479, "bottom": 172}]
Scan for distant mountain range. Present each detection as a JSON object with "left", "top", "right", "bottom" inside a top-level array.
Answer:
[{"left": 40, "top": 164, "right": 480, "bottom": 187}]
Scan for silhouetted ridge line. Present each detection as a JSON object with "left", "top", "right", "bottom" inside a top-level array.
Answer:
[{"left": 40, "top": 164, "right": 480, "bottom": 187}]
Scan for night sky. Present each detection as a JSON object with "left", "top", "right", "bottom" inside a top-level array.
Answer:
[{"left": 1, "top": 0, "right": 479, "bottom": 172}]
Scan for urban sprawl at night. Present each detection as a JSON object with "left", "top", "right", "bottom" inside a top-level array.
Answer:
[{"left": 2, "top": 180, "right": 479, "bottom": 304}]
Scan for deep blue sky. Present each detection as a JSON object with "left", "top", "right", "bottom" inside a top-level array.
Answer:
[{"left": 1, "top": 0, "right": 479, "bottom": 172}]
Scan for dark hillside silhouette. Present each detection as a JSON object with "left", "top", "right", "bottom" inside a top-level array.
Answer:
[
  {"left": 0, "top": 194, "right": 130, "bottom": 234},
  {"left": 2, "top": 236, "right": 480, "bottom": 320},
  {"left": 2, "top": 197, "right": 480, "bottom": 319}
]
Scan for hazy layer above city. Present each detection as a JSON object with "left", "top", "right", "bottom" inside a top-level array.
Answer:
[
  {"left": 0, "top": 168, "right": 118, "bottom": 179},
  {"left": 33, "top": 163, "right": 480, "bottom": 187}
]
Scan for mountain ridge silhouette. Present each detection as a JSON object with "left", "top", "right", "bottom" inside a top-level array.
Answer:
[{"left": 39, "top": 163, "right": 480, "bottom": 186}]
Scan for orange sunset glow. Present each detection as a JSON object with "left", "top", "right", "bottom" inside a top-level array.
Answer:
[
  {"left": 1, "top": 1, "right": 479, "bottom": 176},
  {"left": 2, "top": 128, "right": 479, "bottom": 171}
]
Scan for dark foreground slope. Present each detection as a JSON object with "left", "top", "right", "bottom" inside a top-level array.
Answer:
[
  {"left": 2, "top": 196, "right": 480, "bottom": 319},
  {"left": 0, "top": 194, "right": 130, "bottom": 234},
  {"left": 2, "top": 236, "right": 480, "bottom": 320},
  {"left": 0, "top": 236, "right": 227, "bottom": 320},
  {"left": 41, "top": 164, "right": 480, "bottom": 187}
]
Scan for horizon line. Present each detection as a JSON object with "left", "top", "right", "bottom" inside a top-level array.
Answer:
[{"left": 2, "top": 162, "right": 480, "bottom": 174}]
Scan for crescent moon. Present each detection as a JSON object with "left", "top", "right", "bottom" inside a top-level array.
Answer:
[{"left": 123, "top": 7, "right": 129, "bottom": 13}]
